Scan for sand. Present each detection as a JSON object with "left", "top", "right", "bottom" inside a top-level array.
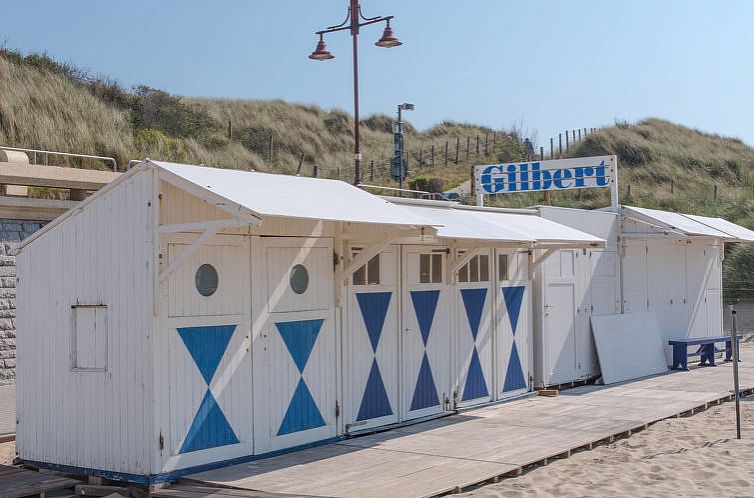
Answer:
[{"left": 462, "top": 398, "right": 754, "bottom": 497}]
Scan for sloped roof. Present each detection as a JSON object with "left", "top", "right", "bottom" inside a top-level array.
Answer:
[
  {"left": 155, "top": 161, "right": 434, "bottom": 227},
  {"left": 622, "top": 205, "right": 754, "bottom": 241},
  {"left": 389, "top": 200, "right": 605, "bottom": 247}
]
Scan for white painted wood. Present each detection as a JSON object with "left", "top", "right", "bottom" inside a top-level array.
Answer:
[
  {"left": 400, "top": 246, "right": 451, "bottom": 421},
  {"left": 252, "top": 237, "right": 336, "bottom": 454},
  {"left": 453, "top": 249, "right": 494, "bottom": 408},
  {"left": 591, "top": 312, "right": 667, "bottom": 384},
  {"left": 343, "top": 247, "right": 400, "bottom": 432},
  {"left": 16, "top": 169, "right": 155, "bottom": 475}
]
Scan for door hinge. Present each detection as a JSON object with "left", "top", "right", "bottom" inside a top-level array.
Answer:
[
  {"left": 335, "top": 401, "right": 340, "bottom": 419},
  {"left": 158, "top": 432, "right": 164, "bottom": 450}
]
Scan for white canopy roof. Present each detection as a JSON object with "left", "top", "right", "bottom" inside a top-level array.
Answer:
[
  {"left": 389, "top": 200, "right": 605, "bottom": 247},
  {"left": 155, "top": 161, "right": 435, "bottom": 227},
  {"left": 622, "top": 205, "right": 754, "bottom": 241},
  {"left": 683, "top": 214, "right": 754, "bottom": 242}
]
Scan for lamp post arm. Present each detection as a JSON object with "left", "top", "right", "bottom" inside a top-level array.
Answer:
[{"left": 316, "top": 16, "right": 393, "bottom": 36}]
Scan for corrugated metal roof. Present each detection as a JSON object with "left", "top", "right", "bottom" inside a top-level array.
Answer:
[
  {"left": 464, "top": 208, "right": 606, "bottom": 245},
  {"left": 390, "top": 200, "right": 605, "bottom": 246},
  {"left": 394, "top": 204, "right": 536, "bottom": 243},
  {"left": 155, "top": 161, "right": 435, "bottom": 227},
  {"left": 622, "top": 206, "right": 732, "bottom": 238},
  {"left": 682, "top": 214, "right": 754, "bottom": 242}
]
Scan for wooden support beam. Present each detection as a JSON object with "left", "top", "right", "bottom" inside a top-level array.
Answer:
[{"left": 0, "top": 162, "right": 120, "bottom": 190}]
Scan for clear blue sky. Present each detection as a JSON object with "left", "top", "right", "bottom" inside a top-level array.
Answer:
[{"left": 3, "top": 1, "right": 753, "bottom": 146}]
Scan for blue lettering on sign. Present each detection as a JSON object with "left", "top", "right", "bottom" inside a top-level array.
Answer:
[{"left": 480, "top": 160, "right": 609, "bottom": 194}]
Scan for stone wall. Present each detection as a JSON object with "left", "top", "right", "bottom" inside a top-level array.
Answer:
[{"left": 0, "top": 220, "right": 46, "bottom": 385}]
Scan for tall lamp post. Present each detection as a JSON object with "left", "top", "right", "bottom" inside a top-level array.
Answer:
[
  {"left": 392, "top": 103, "right": 414, "bottom": 194},
  {"left": 308, "top": 1, "right": 403, "bottom": 186}
]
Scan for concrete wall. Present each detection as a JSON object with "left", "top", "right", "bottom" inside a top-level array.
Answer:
[{"left": 0, "top": 220, "right": 46, "bottom": 384}]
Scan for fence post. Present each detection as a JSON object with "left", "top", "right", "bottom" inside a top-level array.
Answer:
[
  {"left": 466, "top": 136, "right": 470, "bottom": 160},
  {"left": 572, "top": 130, "right": 576, "bottom": 144},
  {"left": 455, "top": 137, "right": 460, "bottom": 164},
  {"left": 714, "top": 184, "right": 718, "bottom": 199},
  {"left": 370, "top": 160, "right": 374, "bottom": 182},
  {"left": 540, "top": 147, "right": 544, "bottom": 161},
  {"left": 671, "top": 180, "right": 674, "bottom": 194},
  {"left": 493, "top": 132, "right": 497, "bottom": 145},
  {"left": 419, "top": 147, "right": 423, "bottom": 169},
  {"left": 485, "top": 132, "right": 489, "bottom": 157},
  {"left": 444, "top": 141, "right": 449, "bottom": 167},
  {"left": 627, "top": 184, "right": 631, "bottom": 197},
  {"left": 228, "top": 120, "right": 233, "bottom": 140},
  {"left": 312, "top": 164, "right": 319, "bottom": 177},
  {"left": 584, "top": 127, "right": 587, "bottom": 137},
  {"left": 431, "top": 144, "right": 435, "bottom": 168},
  {"left": 550, "top": 138, "right": 554, "bottom": 158},
  {"left": 565, "top": 131, "right": 570, "bottom": 151},
  {"left": 268, "top": 133, "right": 274, "bottom": 163},
  {"left": 578, "top": 129, "right": 581, "bottom": 141},
  {"left": 296, "top": 153, "right": 304, "bottom": 176},
  {"left": 559, "top": 133, "right": 563, "bottom": 155},
  {"left": 476, "top": 135, "right": 480, "bottom": 157}
]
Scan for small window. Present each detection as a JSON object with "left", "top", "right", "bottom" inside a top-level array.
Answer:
[
  {"left": 479, "top": 254, "right": 489, "bottom": 281},
  {"left": 431, "top": 254, "right": 443, "bottom": 283},
  {"left": 351, "top": 249, "right": 381, "bottom": 286},
  {"left": 195, "top": 264, "right": 219, "bottom": 297},
  {"left": 290, "top": 264, "right": 309, "bottom": 294},
  {"left": 71, "top": 305, "right": 108, "bottom": 371},
  {"left": 499, "top": 254, "right": 509, "bottom": 281},
  {"left": 420, "top": 254, "right": 431, "bottom": 283},
  {"left": 457, "top": 253, "right": 490, "bottom": 283},
  {"left": 419, "top": 251, "right": 444, "bottom": 284}
]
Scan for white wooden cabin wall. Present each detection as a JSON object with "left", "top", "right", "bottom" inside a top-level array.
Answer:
[
  {"left": 16, "top": 170, "right": 155, "bottom": 475},
  {"left": 252, "top": 236, "right": 336, "bottom": 454},
  {"left": 453, "top": 249, "right": 494, "bottom": 408},
  {"left": 495, "top": 249, "right": 532, "bottom": 399},
  {"left": 343, "top": 247, "right": 400, "bottom": 432},
  {"left": 401, "top": 245, "right": 451, "bottom": 421},
  {"left": 157, "top": 234, "right": 253, "bottom": 474}
]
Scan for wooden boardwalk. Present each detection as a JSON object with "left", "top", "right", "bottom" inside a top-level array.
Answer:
[
  {"left": 186, "top": 353, "right": 754, "bottom": 498},
  {"left": 0, "top": 464, "right": 80, "bottom": 498}
]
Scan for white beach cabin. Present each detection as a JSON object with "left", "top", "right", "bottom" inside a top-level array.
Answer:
[
  {"left": 15, "top": 160, "right": 602, "bottom": 483},
  {"left": 532, "top": 204, "right": 754, "bottom": 387}
]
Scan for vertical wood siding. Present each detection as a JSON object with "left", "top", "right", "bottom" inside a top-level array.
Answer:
[{"left": 16, "top": 171, "right": 155, "bottom": 475}]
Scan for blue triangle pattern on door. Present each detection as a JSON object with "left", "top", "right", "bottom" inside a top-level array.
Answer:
[
  {"left": 410, "top": 352, "right": 440, "bottom": 411},
  {"left": 462, "top": 348, "right": 489, "bottom": 401},
  {"left": 278, "top": 378, "right": 326, "bottom": 435},
  {"left": 356, "top": 292, "right": 392, "bottom": 353},
  {"left": 502, "top": 286, "right": 526, "bottom": 335},
  {"left": 410, "top": 290, "right": 440, "bottom": 347},
  {"left": 357, "top": 359, "right": 393, "bottom": 421},
  {"left": 177, "top": 325, "right": 237, "bottom": 385},
  {"left": 460, "top": 288, "right": 487, "bottom": 341},
  {"left": 503, "top": 342, "right": 527, "bottom": 392},
  {"left": 275, "top": 319, "right": 324, "bottom": 374},
  {"left": 180, "top": 390, "right": 239, "bottom": 453}
]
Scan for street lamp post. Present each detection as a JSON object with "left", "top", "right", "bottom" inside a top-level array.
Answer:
[
  {"left": 309, "top": 1, "right": 403, "bottom": 186},
  {"left": 393, "top": 103, "right": 414, "bottom": 195}
]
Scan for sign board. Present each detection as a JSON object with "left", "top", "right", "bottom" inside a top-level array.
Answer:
[{"left": 474, "top": 155, "right": 618, "bottom": 206}]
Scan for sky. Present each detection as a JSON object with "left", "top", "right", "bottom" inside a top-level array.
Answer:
[{"left": 2, "top": 0, "right": 754, "bottom": 147}]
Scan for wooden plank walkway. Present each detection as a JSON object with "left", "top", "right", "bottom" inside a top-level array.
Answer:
[
  {"left": 153, "top": 483, "right": 330, "bottom": 498},
  {"left": 0, "top": 464, "right": 80, "bottom": 498},
  {"left": 185, "top": 350, "right": 754, "bottom": 498}
]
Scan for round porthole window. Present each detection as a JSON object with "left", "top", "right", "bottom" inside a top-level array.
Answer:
[
  {"left": 195, "top": 264, "right": 219, "bottom": 297},
  {"left": 290, "top": 264, "right": 309, "bottom": 294}
]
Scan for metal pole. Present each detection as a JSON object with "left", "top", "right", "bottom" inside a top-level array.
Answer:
[
  {"left": 351, "top": 0, "right": 362, "bottom": 185},
  {"left": 397, "top": 106, "right": 403, "bottom": 195},
  {"left": 730, "top": 305, "right": 741, "bottom": 439}
]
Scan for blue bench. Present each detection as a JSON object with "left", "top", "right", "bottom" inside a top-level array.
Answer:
[{"left": 668, "top": 335, "right": 742, "bottom": 371}]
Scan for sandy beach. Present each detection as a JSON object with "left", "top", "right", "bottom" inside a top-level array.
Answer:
[{"left": 463, "top": 396, "right": 754, "bottom": 497}]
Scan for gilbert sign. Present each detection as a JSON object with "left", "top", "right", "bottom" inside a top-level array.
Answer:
[{"left": 474, "top": 155, "right": 618, "bottom": 207}]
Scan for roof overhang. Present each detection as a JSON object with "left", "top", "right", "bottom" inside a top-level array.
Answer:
[{"left": 621, "top": 205, "right": 754, "bottom": 241}]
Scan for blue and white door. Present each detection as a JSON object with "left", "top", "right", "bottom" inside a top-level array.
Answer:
[
  {"left": 401, "top": 246, "right": 450, "bottom": 421},
  {"left": 496, "top": 250, "right": 531, "bottom": 399},
  {"left": 252, "top": 237, "right": 336, "bottom": 454},
  {"left": 344, "top": 247, "right": 399, "bottom": 433},
  {"left": 164, "top": 234, "right": 253, "bottom": 471},
  {"left": 454, "top": 250, "right": 494, "bottom": 408}
]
